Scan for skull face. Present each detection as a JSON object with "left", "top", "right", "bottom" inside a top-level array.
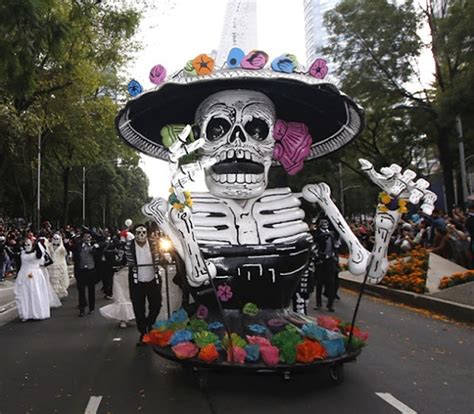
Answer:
[
  {"left": 24, "top": 239, "right": 34, "bottom": 253},
  {"left": 135, "top": 226, "right": 147, "bottom": 243},
  {"left": 52, "top": 234, "right": 62, "bottom": 249},
  {"left": 196, "top": 90, "right": 276, "bottom": 199}
]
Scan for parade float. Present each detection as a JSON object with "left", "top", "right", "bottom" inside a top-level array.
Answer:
[{"left": 116, "top": 49, "right": 437, "bottom": 387}]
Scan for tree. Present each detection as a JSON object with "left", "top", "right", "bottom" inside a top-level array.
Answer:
[{"left": 323, "top": 0, "right": 474, "bottom": 210}]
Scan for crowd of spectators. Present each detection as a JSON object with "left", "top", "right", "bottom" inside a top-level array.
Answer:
[{"left": 346, "top": 204, "right": 474, "bottom": 269}]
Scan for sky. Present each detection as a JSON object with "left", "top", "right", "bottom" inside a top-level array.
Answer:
[
  {"left": 125, "top": 0, "right": 435, "bottom": 199},
  {"left": 127, "top": 0, "right": 306, "bottom": 198}
]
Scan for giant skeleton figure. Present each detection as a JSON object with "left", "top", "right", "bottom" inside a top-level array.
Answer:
[{"left": 117, "top": 69, "right": 436, "bottom": 315}]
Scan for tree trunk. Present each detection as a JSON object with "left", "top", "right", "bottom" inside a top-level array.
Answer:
[
  {"left": 62, "top": 167, "right": 71, "bottom": 226},
  {"left": 436, "top": 127, "right": 455, "bottom": 212}
]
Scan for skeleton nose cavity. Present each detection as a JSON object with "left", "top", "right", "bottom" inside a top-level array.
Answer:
[{"left": 229, "top": 126, "right": 246, "bottom": 144}]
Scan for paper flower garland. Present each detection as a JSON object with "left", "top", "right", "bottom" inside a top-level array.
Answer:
[
  {"left": 241, "top": 50, "right": 268, "bottom": 70},
  {"left": 271, "top": 53, "right": 298, "bottom": 73},
  {"left": 308, "top": 58, "right": 328, "bottom": 79},
  {"left": 149, "top": 64, "right": 166, "bottom": 85},
  {"left": 227, "top": 47, "right": 245, "bottom": 68},
  {"left": 378, "top": 191, "right": 408, "bottom": 214},
  {"left": 127, "top": 79, "right": 143, "bottom": 96}
]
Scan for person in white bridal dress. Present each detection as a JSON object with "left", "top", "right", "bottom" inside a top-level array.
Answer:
[
  {"left": 47, "top": 233, "right": 69, "bottom": 298},
  {"left": 14, "top": 238, "right": 51, "bottom": 321},
  {"left": 38, "top": 237, "right": 62, "bottom": 309}
]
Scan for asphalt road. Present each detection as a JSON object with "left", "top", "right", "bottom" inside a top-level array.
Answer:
[{"left": 1, "top": 271, "right": 473, "bottom": 414}]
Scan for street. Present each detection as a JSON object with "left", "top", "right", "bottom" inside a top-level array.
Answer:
[{"left": 1, "top": 273, "right": 473, "bottom": 414}]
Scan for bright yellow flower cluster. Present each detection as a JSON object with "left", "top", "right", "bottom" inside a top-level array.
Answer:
[
  {"left": 169, "top": 188, "right": 193, "bottom": 211},
  {"left": 378, "top": 191, "right": 408, "bottom": 214}
]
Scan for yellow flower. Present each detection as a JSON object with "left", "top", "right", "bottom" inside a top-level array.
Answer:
[
  {"left": 186, "top": 198, "right": 193, "bottom": 207},
  {"left": 169, "top": 187, "right": 174, "bottom": 193},
  {"left": 378, "top": 205, "right": 388, "bottom": 212},
  {"left": 381, "top": 193, "right": 392, "bottom": 204},
  {"left": 173, "top": 202, "right": 183, "bottom": 210}
]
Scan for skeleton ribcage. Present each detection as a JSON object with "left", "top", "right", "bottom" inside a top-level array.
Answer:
[{"left": 191, "top": 188, "right": 309, "bottom": 245}]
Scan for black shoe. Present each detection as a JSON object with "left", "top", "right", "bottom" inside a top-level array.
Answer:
[
  {"left": 136, "top": 335, "right": 146, "bottom": 347},
  {"left": 88, "top": 309, "right": 94, "bottom": 315},
  {"left": 327, "top": 306, "right": 335, "bottom": 313},
  {"left": 335, "top": 295, "right": 341, "bottom": 300},
  {"left": 79, "top": 310, "right": 85, "bottom": 317}
]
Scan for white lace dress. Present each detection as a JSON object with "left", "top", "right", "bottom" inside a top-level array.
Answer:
[
  {"left": 99, "top": 268, "right": 135, "bottom": 322},
  {"left": 14, "top": 251, "right": 51, "bottom": 321},
  {"left": 48, "top": 245, "right": 69, "bottom": 298}
]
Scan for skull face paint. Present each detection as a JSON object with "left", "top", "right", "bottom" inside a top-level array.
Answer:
[
  {"left": 135, "top": 226, "right": 148, "bottom": 243},
  {"left": 52, "top": 234, "right": 62, "bottom": 249},
  {"left": 24, "top": 239, "right": 34, "bottom": 253},
  {"left": 195, "top": 90, "right": 276, "bottom": 199}
]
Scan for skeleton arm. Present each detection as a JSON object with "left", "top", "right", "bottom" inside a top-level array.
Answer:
[
  {"left": 301, "top": 183, "right": 370, "bottom": 275},
  {"left": 142, "top": 125, "right": 217, "bottom": 287}
]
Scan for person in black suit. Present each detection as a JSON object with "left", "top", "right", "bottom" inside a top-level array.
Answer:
[
  {"left": 311, "top": 216, "right": 340, "bottom": 312},
  {"left": 124, "top": 224, "right": 162, "bottom": 346},
  {"left": 72, "top": 231, "right": 100, "bottom": 316}
]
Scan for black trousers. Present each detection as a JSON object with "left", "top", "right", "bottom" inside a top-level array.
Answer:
[
  {"left": 76, "top": 269, "right": 96, "bottom": 311},
  {"left": 315, "top": 260, "right": 338, "bottom": 308},
  {"left": 100, "top": 263, "right": 114, "bottom": 297},
  {"left": 130, "top": 280, "right": 162, "bottom": 335}
]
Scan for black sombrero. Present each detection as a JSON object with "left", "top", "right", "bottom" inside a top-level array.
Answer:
[{"left": 116, "top": 68, "right": 365, "bottom": 162}]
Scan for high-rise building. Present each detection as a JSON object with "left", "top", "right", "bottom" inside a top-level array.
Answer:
[
  {"left": 215, "top": 0, "right": 258, "bottom": 67},
  {"left": 303, "top": 0, "right": 339, "bottom": 66}
]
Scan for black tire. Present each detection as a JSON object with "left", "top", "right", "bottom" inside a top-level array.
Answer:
[{"left": 329, "top": 363, "right": 344, "bottom": 385}]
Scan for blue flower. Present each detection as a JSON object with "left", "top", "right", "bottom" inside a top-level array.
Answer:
[
  {"left": 321, "top": 338, "right": 345, "bottom": 357},
  {"left": 208, "top": 321, "right": 224, "bottom": 330},
  {"left": 245, "top": 344, "right": 260, "bottom": 362},
  {"left": 153, "top": 320, "right": 169, "bottom": 330},
  {"left": 302, "top": 323, "right": 328, "bottom": 341},
  {"left": 170, "top": 329, "right": 193, "bottom": 346},
  {"left": 248, "top": 324, "right": 266, "bottom": 334},
  {"left": 169, "top": 308, "right": 188, "bottom": 324}
]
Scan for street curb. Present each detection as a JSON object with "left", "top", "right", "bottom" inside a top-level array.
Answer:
[{"left": 340, "top": 277, "right": 474, "bottom": 324}]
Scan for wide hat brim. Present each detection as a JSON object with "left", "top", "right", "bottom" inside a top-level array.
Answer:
[{"left": 116, "top": 69, "right": 364, "bottom": 162}]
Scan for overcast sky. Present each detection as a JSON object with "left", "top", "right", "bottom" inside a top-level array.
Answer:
[{"left": 125, "top": 0, "right": 434, "bottom": 198}]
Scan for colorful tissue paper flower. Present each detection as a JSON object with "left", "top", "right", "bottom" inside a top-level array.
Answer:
[
  {"left": 260, "top": 345, "right": 280, "bottom": 366},
  {"left": 143, "top": 329, "right": 173, "bottom": 347},
  {"left": 246, "top": 336, "right": 272, "bottom": 347},
  {"left": 222, "top": 333, "right": 247, "bottom": 350},
  {"left": 245, "top": 344, "right": 260, "bottom": 362},
  {"left": 241, "top": 50, "right": 268, "bottom": 70},
  {"left": 296, "top": 339, "right": 327, "bottom": 363},
  {"left": 208, "top": 321, "right": 224, "bottom": 330},
  {"left": 302, "top": 323, "right": 328, "bottom": 341},
  {"left": 226, "top": 346, "right": 247, "bottom": 364},
  {"left": 308, "top": 58, "right": 328, "bottom": 79},
  {"left": 340, "top": 324, "right": 369, "bottom": 342},
  {"left": 317, "top": 316, "right": 341, "bottom": 332},
  {"left": 227, "top": 47, "right": 245, "bottom": 68},
  {"left": 272, "top": 329, "right": 303, "bottom": 364},
  {"left": 216, "top": 284, "right": 233, "bottom": 302},
  {"left": 193, "top": 330, "right": 218, "bottom": 348},
  {"left": 127, "top": 79, "right": 143, "bottom": 97},
  {"left": 170, "top": 329, "right": 193, "bottom": 346},
  {"left": 170, "top": 308, "right": 188, "bottom": 324},
  {"left": 248, "top": 324, "right": 266, "bottom": 334},
  {"left": 272, "top": 119, "right": 312, "bottom": 175},
  {"left": 271, "top": 53, "right": 298, "bottom": 73},
  {"left": 321, "top": 338, "right": 345, "bottom": 358},
  {"left": 196, "top": 304, "right": 208, "bottom": 320},
  {"left": 172, "top": 342, "right": 199, "bottom": 359},
  {"left": 189, "top": 318, "right": 208, "bottom": 333},
  {"left": 267, "top": 319, "right": 288, "bottom": 332},
  {"left": 242, "top": 302, "right": 259, "bottom": 316},
  {"left": 192, "top": 53, "right": 215, "bottom": 76},
  {"left": 198, "top": 344, "right": 219, "bottom": 363},
  {"left": 153, "top": 320, "right": 169, "bottom": 332},
  {"left": 149, "top": 64, "right": 167, "bottom": 85}
]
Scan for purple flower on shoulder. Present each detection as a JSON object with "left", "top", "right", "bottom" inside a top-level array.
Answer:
[
  {"left": 308, "top": 58, "right": 328, "bottom": 79},
  {"left": 216, "top": 284, "right": 233, "bottom": 302}
]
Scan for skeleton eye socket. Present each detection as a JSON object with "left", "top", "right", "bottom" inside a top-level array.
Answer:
[
  {"left": 206, "top": 118, "right": 231, "bottom": 141},
  {"left": 244, "top": 119, "right": 269, "bottom": 141}
]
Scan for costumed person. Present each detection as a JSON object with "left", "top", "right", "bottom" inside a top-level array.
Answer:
[
  {"left": 14, "top": 237, "right": 51, "bottom": 321},
  {"left": 72, "top": 231, "right": 100, "bottom": 316},
  {"left": 38, "top": 237, "right": 62, "bottom": 309},
  {"left": 125, "top": 224, "right": 162, "bottom": 346},
  {"left": 47, "top": 233, "right": 69, "bottom": 298},
  {"left": 98, "top": 229, "right": 115, "bottom": 300},
  {"left": 116, "top": 51, "right": 437, "bottom": 368},
  {"left": 312, "top": 216, "right": 340, "bottom": 312}
]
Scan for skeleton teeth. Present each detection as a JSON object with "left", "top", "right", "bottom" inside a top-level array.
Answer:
[
  {"left": 227, "top": 149, "right": 235, "bottom": 159},
  {"left": 228, "top": 173, "right": 236, "bottom": 183},
  {"left": 244, "top": 151, "right": 251, "bottom": 160},
  {"left": 251, "top": 174, "right": 257, "bottom": 183},
  {"left": 236, "top": 149, "right": 244, "bottom": 159},
  {"left": 244, "top": 174, "right": 251, "bottom": 184},
  {"left": 236, "top": 174, "right": 245, "bottom": 183}
]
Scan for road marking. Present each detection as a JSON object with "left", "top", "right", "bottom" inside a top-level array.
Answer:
[
  {"left": 85, "top": 395, "right": 103, "bottom": 414},
  {"left": 112, "top": 337, "right": 122, "bottom": 341},
  {"left": 375, "top": 393, "right": 417, "bottom": 414}
]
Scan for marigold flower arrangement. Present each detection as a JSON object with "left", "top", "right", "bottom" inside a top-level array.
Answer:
[
  {"left": 439, "top": 270, "right": 474, "bottom": 290},
  {"left": 377, "top": 191, "right": 408, "bottom": 214}
]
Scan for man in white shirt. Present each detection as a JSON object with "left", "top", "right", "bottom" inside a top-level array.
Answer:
[{"left": 125, "top": 224, "right": 162, "bottom": 346}]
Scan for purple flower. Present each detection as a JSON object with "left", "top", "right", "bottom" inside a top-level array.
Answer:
[
  {"left": 267, "top": 319, "right": 287, "bottom": 328},
  {"left": 216, "top": 284, "right": 233, "bottom": 302},
  {"left": 196, "top": 304, "right": 208, "bottom": 320},
  {"left": 308, "top": 58, "right": 328, "bottom": 80}
]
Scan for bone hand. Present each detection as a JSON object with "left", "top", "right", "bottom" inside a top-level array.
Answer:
[
  {"left": 302, "top": 183, "right": 369, "bottom": 275},
  {"left": 169, "top": 207, "right": 216, "bottom": 287}
]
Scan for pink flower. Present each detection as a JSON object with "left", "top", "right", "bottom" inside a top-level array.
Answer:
[
  {"left": 226, "top": 346, "right": 247, "bottom": 364},
  {"left": 308, "top": 58, "right": 328, "bottom": 79},
  {"left": 260, "top": 345, "right": 280, "bottom": 366},
  {"left": 149, "top": 64, "right": 167, "bottom": 85},
  {"left": 241, "top": 50, "right": 269, "bottom": 70},
  {"left": 196, "top": 304, "right": 208, "bottom": 319},
  {"left": 171, "top": 342, "right": 199, "bottom": 359},
  {"left": 216, "top": 284, "right": 233, "bottom": 302},
  {"left": 246, "top": 336, "right": 272, "bottom": 347}
]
